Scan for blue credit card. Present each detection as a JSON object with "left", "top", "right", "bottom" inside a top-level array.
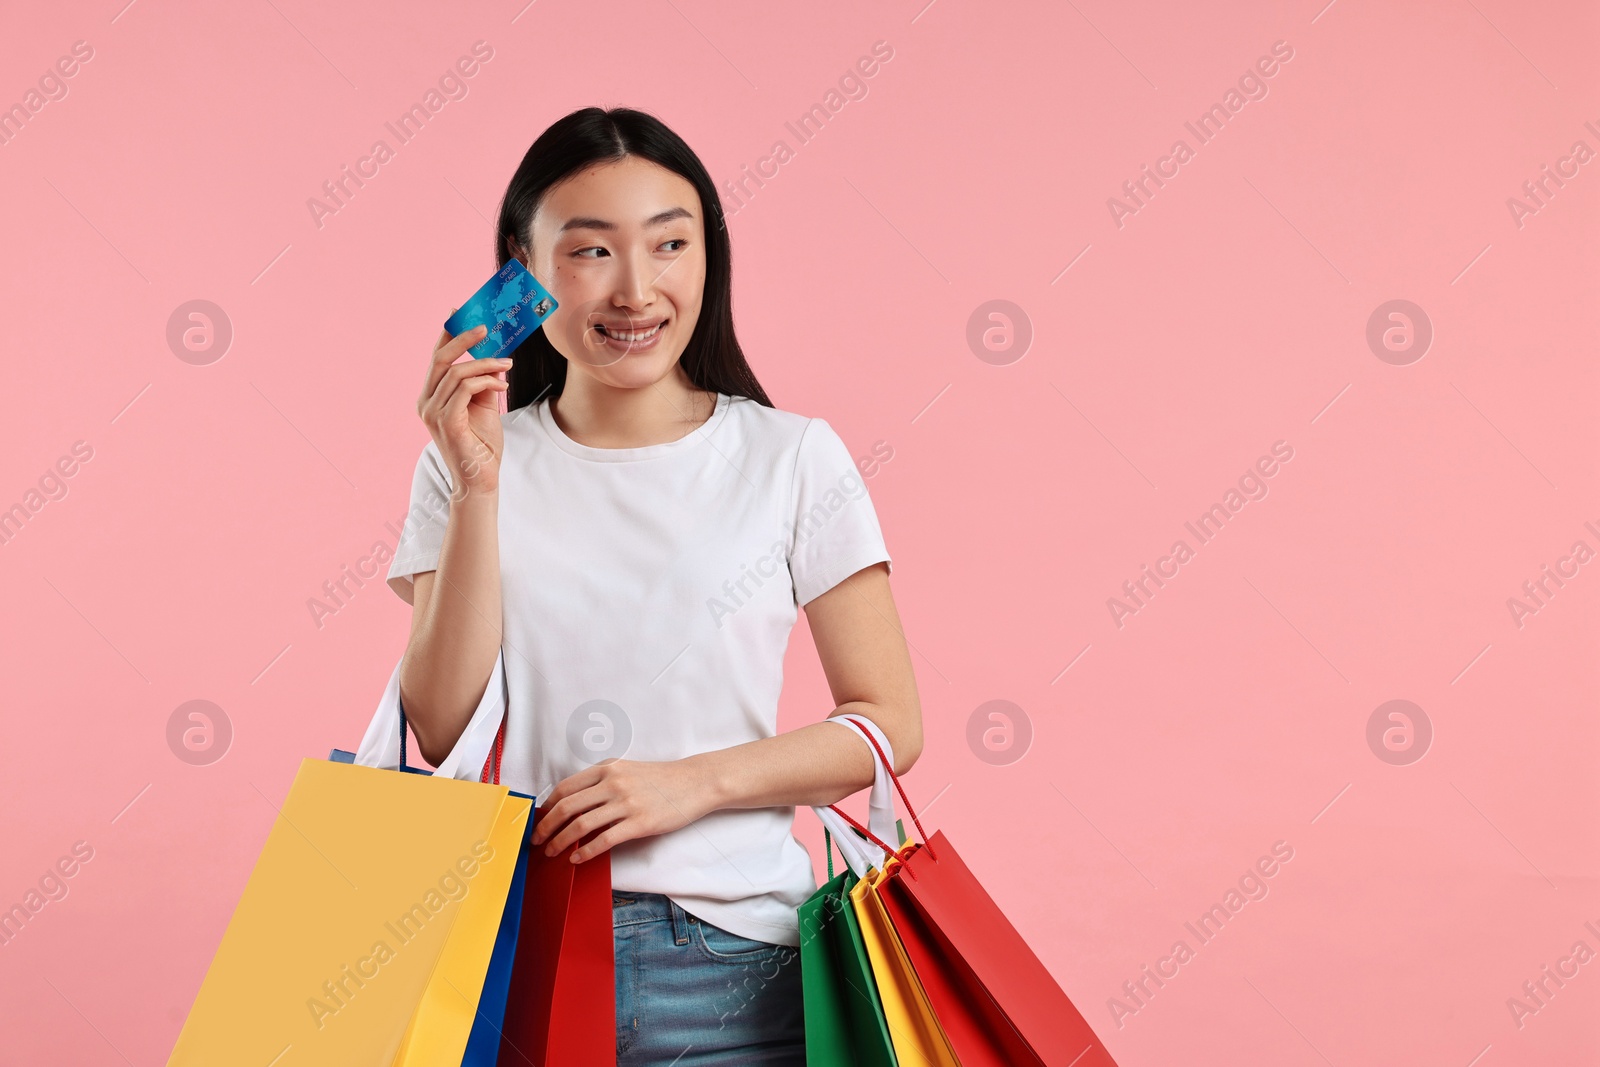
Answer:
[{"left": 444, "top": 259, "right": 558, "bottom": 359}]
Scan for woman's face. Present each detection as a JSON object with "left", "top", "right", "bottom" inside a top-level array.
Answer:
[{"left": 524, "top": 155, "right": 707, "bottom": 391}]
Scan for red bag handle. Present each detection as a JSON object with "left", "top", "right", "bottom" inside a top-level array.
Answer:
[
  {"left": 826, "top": 716, "right": 937, "bottom": 862},
  {"left": 827, "top": 802, "right": 900, "bottom": 859},
  {"left": 479, "top": 714, "right": 507, "bottom": 784}
]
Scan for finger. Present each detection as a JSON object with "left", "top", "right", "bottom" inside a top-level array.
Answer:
[
  {"left": 433, "top": 352, "right": 511, "bottom": 400},
  {"left": 424, "top": 322, "right": 490, "bottom": 399},
  {"left": 554, "top": 762, "right": 607, "bottom": 798},
  {"left": 423, "top": 331, "right": 474, "bottom": 405},
  {"left": 430, "top": 380, "right": 507, "bottom": 449},
  {"left": 546, "top": 802, "right": 626, "bottom": 858},
  {"left": 432, "top": 308, "right": 462, "bottom": 357},
  {"left": 542, "top": 800, "right": 613, "bottom": 856},
  {"left": 573, "top": 821, "right": 634, "bottom": 863},
  {"left": 442, "top": 375, "right": 509, "bottom": 416},
  {"left": 533, "top": 779, "right": 577, "bottom": 835},
  {"left": 433, "top": 362, "right": 511, "bottom": 422},
  {"left": 531, "top": 762, "right": 611, "bottom": 842},
  {"left": 532, "top": 779, "right": 609, "bottom": 845},
  {"left": 434, "top": 323, "right": 488, "bottom": 364},
  {"left": 421, "top": 306, "right": 465, "bottom": 403},
  {"left": 537, "top": 767, "right": 587, "bottom": 816}
]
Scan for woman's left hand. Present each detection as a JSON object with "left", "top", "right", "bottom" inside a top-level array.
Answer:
[{"left": 532, "top": 757, "right": 718, "bottom": 862}]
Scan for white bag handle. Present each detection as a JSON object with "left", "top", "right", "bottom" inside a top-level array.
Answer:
[
  {"left": 353, "top": 649, "right": 510, "bottom": 781},
  {"left": 816, "top": 806, "right": 875, "bottom": 876},
  {"left": 813, "top": 713, "right": 899, "bottom": 877}
]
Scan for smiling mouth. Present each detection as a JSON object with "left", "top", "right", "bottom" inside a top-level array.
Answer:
[{"left": 595, "top": 320, "right": 666, "bottom": 342}]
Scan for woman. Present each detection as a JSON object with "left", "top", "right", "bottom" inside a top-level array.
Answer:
[{"left": 385, "top": 106, "right": 923, "bottom": 1065}]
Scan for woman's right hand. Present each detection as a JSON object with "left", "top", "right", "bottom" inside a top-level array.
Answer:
[{"left": 418, "top": 315, "right": 512, "bottom": 497}]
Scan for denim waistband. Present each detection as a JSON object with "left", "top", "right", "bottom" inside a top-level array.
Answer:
[{"left": 612, "top": 889, "right": 694, "bottom": 943}]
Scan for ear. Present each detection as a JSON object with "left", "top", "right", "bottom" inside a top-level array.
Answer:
[{"left": 503, "top": 233, "right": 529, "bottom": 267}]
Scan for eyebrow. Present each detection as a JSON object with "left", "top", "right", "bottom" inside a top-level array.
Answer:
[{"left": 558, "top": 206, "right": 695, "bottom": 233}]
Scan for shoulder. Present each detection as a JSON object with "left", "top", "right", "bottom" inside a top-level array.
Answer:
[
  {"left": 729, "top": 400, "right": 870, "bottom": 512},
  {"left": 724, "top": 394, "right": 831, "bottom": 450},
  {"left": 724, "top": 398, "right": 868, "bottom": 493}
]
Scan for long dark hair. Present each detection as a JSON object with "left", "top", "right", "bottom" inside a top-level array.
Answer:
[{"left": 493, "top": 107, "right": 772, "bottom": 412}]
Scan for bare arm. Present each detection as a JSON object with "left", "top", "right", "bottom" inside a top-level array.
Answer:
[
  {"left": 398, "top": 487, "right": 502, "bottom": 768},
  {"left": 694, "top": 560, "right": 922, "bottom": 803},
  {"left": 534, "top": 561, "right": 924, "bottom": 860},
  {"left": 399, "top": 319, "right": 513, "bottom": 767}
]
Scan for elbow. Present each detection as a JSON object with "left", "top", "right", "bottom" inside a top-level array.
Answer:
[
  {"left": 890, "top": 708, "right": 923, "bottom": 777},
  {"left": 413, "top": 736, "right": 447, "bottom": 771},
  {"left": 408, "top": 701, "right": 472, "bottom": 770},
  {"left": 892, "top": 739, "right": 922, "bottom": 777},
  {"left": 409, "top": 710, "right": 456, "bottom": 770},
  {"left": 408, "top": 721, "right": 447, "bottom": 771},
  {"left": 397, "top": 683, "right": 446, "bottom": 769}
]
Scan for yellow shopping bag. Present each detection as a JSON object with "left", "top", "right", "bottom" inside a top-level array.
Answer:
[
  {"left": 850, "top": 855, "right": 960, "bottom": 1067},
  {"left": 167, "top": 758, "right": 531, "bottom": 1066}
]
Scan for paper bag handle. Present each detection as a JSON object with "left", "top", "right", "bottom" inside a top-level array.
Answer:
[{"left": 826, "top": 715, "right": 937, "bottom": 863}]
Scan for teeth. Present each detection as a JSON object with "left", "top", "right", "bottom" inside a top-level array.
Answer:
[{"left": 604, "top": 322, "right": 662, "bottom": 342}]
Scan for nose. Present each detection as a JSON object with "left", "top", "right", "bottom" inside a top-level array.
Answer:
[{"left": 610, "top": 247, "right": 657, "bottom": 312}]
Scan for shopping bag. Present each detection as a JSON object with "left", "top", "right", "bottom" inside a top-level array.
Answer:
[
  {"left": 349, "top": 652, "right": 616, "bottom": 1066},
  {"left": 166, "top": 757, "right": 530, "bottom": 1066},
  {"left": 798, "top": 719, "right": 916, "bottom": 1067},
  {"left": 804, "top": 717, "right": 948, "bottom": 1066},
  {"left": 798, "top": 833, "right": 897, "bottom": 1067},
  {"left": 850, "top": 860, "right": 961, "bottom": 1066},
  {"left": 456, "top": 724, "right": 535, "bottom": 1067},
  {"left": 829, "top": 719, "right": 1121, "bottom": 1067},
  {"left": 829, "top": 846, "right": 902, "bottom": 1063},
  {"left": 799, "top": 866, "right": 856, "bottom": 1065},
  {"left": 460, "top": 790, "right": 533, "bottom": 1066},
  {"left": 338, "top": 663, "right": 530, "bottom": 1066},
  {"left": 497, "top": 805, "right": 616, "bottom": 1067}
]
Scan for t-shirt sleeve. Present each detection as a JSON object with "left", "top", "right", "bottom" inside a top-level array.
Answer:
[
  {"left": 385, "top": 440, "right": 457, "bottom": 605},
  {"left": 788, "top": 418, "right": 892, "bottom": 608}
]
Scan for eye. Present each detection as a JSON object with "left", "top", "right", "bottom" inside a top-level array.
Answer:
[
  {"left": 661, "top": 238, "right": 688, "bottom": 252},
  {"left": 574, "top": 246, "right": 609, "bottom": 259}
]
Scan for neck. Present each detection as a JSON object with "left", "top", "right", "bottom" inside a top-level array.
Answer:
[{"left": 551, "top": 368, "right": 717, "bottom": 449}]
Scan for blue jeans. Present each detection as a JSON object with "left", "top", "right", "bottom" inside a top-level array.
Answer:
[{"left": 613, "top": 891, "right": 805, "bottom": 1066}]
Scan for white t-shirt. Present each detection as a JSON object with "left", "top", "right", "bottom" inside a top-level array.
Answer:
[{"left": 385, "top": 391, "right": 892, "bottom": 946}]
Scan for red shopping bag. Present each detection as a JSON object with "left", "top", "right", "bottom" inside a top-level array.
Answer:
[
  {"left": 496, "top": 807, "right": 616, "bottom": 1067},
  {"left": 830, "top": 723, "right": 1120, "bottom": 1067}
]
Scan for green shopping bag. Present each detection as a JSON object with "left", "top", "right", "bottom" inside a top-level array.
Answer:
[{"left": 800, "top": 828, "right": 900, "bottom": 1067}]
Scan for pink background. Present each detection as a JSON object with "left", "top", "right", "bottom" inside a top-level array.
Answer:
[{"left": 2, "top": 0, "right": 1596, "bottom": 1063}]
